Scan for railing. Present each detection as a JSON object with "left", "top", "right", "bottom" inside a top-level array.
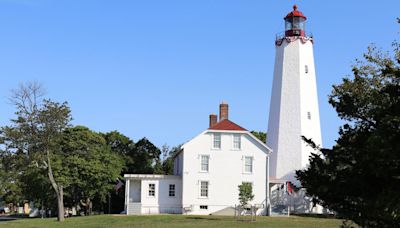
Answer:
[{"left": 275, "top": 31, "right": 313, "bottom": 41}]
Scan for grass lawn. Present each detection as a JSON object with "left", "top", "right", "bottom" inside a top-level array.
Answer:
[{"left": 0, "top": 214, "right": 346, "bottom": 228}]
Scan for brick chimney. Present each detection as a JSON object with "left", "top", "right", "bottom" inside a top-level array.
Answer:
[
  {"left": 219, "top": 102, "right": 229, "bottom": 121},
  {"left": 209, "top": 113, "right": 218, "bottom": 128}
]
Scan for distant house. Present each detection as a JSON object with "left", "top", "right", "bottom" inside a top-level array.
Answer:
[{"left": 124, "top": 103, "right": 271, "bottom": 215}]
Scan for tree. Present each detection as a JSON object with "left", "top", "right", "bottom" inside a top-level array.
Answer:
[
  {"left": 238, "top": 183, "right": 254, "bottom": 207},
  {"left": 1, "top": 82, "right": 71, "bottom": 221},
  {"left": 131, "top": 138, "right": 161, "bottom": 174},
  {"left": 160, "top": 144, "right": 181, "bottom": 175},
  {"left": 58, "top": 126, "right": 124, "bottom": 214},
  {"left": 250, "top": 131, "right": 267, "bottom": 143},
  {"left": 0, "top": 148, "right": 24, "bottom": 208},
  {"left": 102, "top": 131, "right": 135, "bottom": 174},
  {"left": 296, "top": 41, "right": 400, "bottom": 227}
]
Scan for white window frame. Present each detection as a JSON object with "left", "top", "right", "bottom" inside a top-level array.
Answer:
[
  {"left": 200, "top": 205, "right": 208, "bottom": 210},
  {"left": 169, "top": 184, "right": 175, "bottom": 197},
  {"left": 305, "top": 65, "right": 309, "bottom": 74},
  {"left": 148, "top": 183, "right": 156, "bottom": 197},
  {"left": 212, "top": 133, "right": 221, "bottom": 149},
  {"left": 232, "top": 134, "right": 241, "bottom": 150},
  {"left": 199, "top": 181, "right": 209, "bottom": 198},
  {"left": 200, "top": 155, "right": 210, "bottom": 172},
  {"left": 307, "top": 111, "right": 311, "bottom": 120},
  {"left": 244, "top": 156, "right": 253, "bottom": 174}
]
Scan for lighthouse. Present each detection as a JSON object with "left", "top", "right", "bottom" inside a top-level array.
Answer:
[{"left": 267, "top": 5, "right": 322, "bottom": 185}]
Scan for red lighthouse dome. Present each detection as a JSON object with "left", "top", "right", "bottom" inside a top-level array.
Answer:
[{"left": 284, "top": 5, "right": 307, "bottom": 37}]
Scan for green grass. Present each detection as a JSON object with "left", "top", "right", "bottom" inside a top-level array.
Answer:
[{"left": 0, "top": 214, "right": 345, "bottom": 228}]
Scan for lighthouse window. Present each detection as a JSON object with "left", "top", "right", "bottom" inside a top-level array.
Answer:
[
  {"left": 307, "top": 112, "right": 311, "bottom": 120},
  {"left": 285, "top": 20, "right": 292, "bottom": 31},
  {"left": 305, "top": 65, "right": 309, "bottom": 74}
]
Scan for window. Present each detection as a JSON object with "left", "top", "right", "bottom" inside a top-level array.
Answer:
[
  {"left": 200, "top": 205, "right": 208, "bottom": 210},
  {"left": 148, "top": 184, "right": 155, "bottom": 197},
  {"left": 169, "top": 184, "right": 175, "bottom": 197},
  {"left": 213, "top": 133, "right": 221, "bottom": 149},
  {"left": 201, "top": 155, "right": 209, "bottom": 172},
  {"left": 307, "top": 112, "right": 311, "bottom": 120},
  {"left": 200, "top": 181, "right": 209, "bottom": 197},
  {"left": 305, "top": 65, "right": 309, "bottom": 74},
  {"left": 233, "top": 134, "right": 241, "bottom": 150},
  {"left": 244, "top": 157, "right": 253, "bottom": 173}
]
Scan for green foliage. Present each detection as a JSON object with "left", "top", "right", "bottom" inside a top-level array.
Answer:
[
  {"left": 0, "top": 149, "right": 24, "bottom": 205},
  {"left": 1, "top": 82, "right": 177, "bottom": 215},
  {"left": 0, "top": 83, "right": 72, "bottom": 213},
  {"left": 251, "top": 131, "right": 267, "bottom": 143},
  {"left": 102, "top": 131, "right": 135, "bottom": 174},
  {"left": 57, "top": 126, "right": 124, "bottom": 206},
  {"left": 130, "top": 138, "right": 161, "bottom": 174},
  {"left": 238, "top": 183, "right": 254, "bottom": 207},
  {"left": 160, "top": 145, "right": 181, "bottom": 175},
  {"left": 296, "top": 42, "right": 400, "bottom": 227}
]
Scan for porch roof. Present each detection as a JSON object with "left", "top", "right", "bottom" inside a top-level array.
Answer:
[{"left": 124, "top": 174, "right": 182, "bottom": 180}]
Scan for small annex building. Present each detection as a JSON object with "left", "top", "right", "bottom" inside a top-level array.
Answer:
[{"left": 124, "top": 103, "right": 272, "bottom": 215}]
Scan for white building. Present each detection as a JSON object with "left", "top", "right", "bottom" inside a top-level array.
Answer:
[
  {"left": 125, "top": 103, "right": 272, "bottom": 215},
  {"left": 267, "top": 5, "right": 323, "bottom": 214}
]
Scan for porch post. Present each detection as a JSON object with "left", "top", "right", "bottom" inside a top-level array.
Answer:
[
  {"left": 125, "top": 179, "right": 130, "bottom": 215},
  {"left": 266, "top": 156, "right": 271, "bottom": 216}
]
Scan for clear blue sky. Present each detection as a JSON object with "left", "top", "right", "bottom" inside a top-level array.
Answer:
[{"left": 0, "top": 0, "right": 398, "bottom": 149}]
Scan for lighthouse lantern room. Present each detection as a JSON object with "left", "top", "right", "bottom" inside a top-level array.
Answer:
[{"left": 284, "top": 5, "right": 307, "bottom": 37}]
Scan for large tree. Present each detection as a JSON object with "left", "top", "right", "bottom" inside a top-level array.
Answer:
[
  {"left": 296, "top": 42, "right": 400, "bottom": 227},
  {"left": 102, "top": 131, "right": 135, "bottom": 174},
  {"left": 58, "top": 126, "right": 124, "bottom": 214},
  {"left": 1, "top": 82, "right": 71, "bottom": 221},
  {"left": 131, "top": 138, "right": 162, "bottom": 174}
]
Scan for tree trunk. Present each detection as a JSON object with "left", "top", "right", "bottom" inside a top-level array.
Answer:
[
  {"left": 57, "top": 186, "right": 64, "bottom": 222},
  {"left": 46, "top": 148, "right": 64, "bottom": 222}
]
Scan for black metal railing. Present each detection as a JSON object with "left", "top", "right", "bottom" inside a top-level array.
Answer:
[{"left": 275, "top": 31, "right": 313, "bottom": 41}]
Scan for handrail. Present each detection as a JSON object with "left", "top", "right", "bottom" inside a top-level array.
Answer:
[{"left": 275, "top": 31, "right": 313, "bottom": 41}]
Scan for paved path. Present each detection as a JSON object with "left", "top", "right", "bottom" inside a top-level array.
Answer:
[{"left": 0, "top": 216, "right": 18, "bottom": 222}]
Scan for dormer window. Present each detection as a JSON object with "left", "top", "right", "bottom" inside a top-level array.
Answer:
[
  {"left": 213, "top": 133, "right": 221, "bottom": 149},
  {"left": 233, "top": 134, "right": 241, "bottom": 150}
]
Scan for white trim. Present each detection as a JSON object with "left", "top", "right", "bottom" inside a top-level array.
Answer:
[
  {"left": 243, "top": 156, "right": 254, "bottom": 174},
  {"left": 125, "top": 179, "right": 130, "bottom": 215},
  {"left": 212, "top": 133, "right": 221, "bottom": 150},
  {"left": 124, "top": 174, "right": 181, "bottom": 180},
  {"left": 147, "top": 183, "right": 156, "bottom": 198},
  {"left": 232, "top": 134, "right": 242, "bottom": 150},
  {"left": 198, "top": 180, "right": 209, "bottom": 199},
  {"left": 168, "top": 184, "right": 176, "bottom": 197},
  {"left": 207, "top": 130, "right": 272, "bottom": 154},
  {"left": 200, "top": 154, "right": 210, "bottom": 173},
  {"left": 180, "top": 129, "right": 272, "bottom": 155}
]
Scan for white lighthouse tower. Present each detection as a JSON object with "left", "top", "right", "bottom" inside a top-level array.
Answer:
[{"left": 267, "top": 5, "right": 322, "bottom": 185}]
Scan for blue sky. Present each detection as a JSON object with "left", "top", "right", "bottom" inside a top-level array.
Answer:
[{"left": 0, "top": 0, "right": 398, "bottom": 149}]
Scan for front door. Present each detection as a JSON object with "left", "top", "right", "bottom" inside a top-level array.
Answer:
[{"left": 130, "top": 180, "right": 142, "bottom": 203}]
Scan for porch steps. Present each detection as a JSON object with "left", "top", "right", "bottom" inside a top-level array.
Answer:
[{"left": 128, "top": 203, "right": 142, "bottom": 215}]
